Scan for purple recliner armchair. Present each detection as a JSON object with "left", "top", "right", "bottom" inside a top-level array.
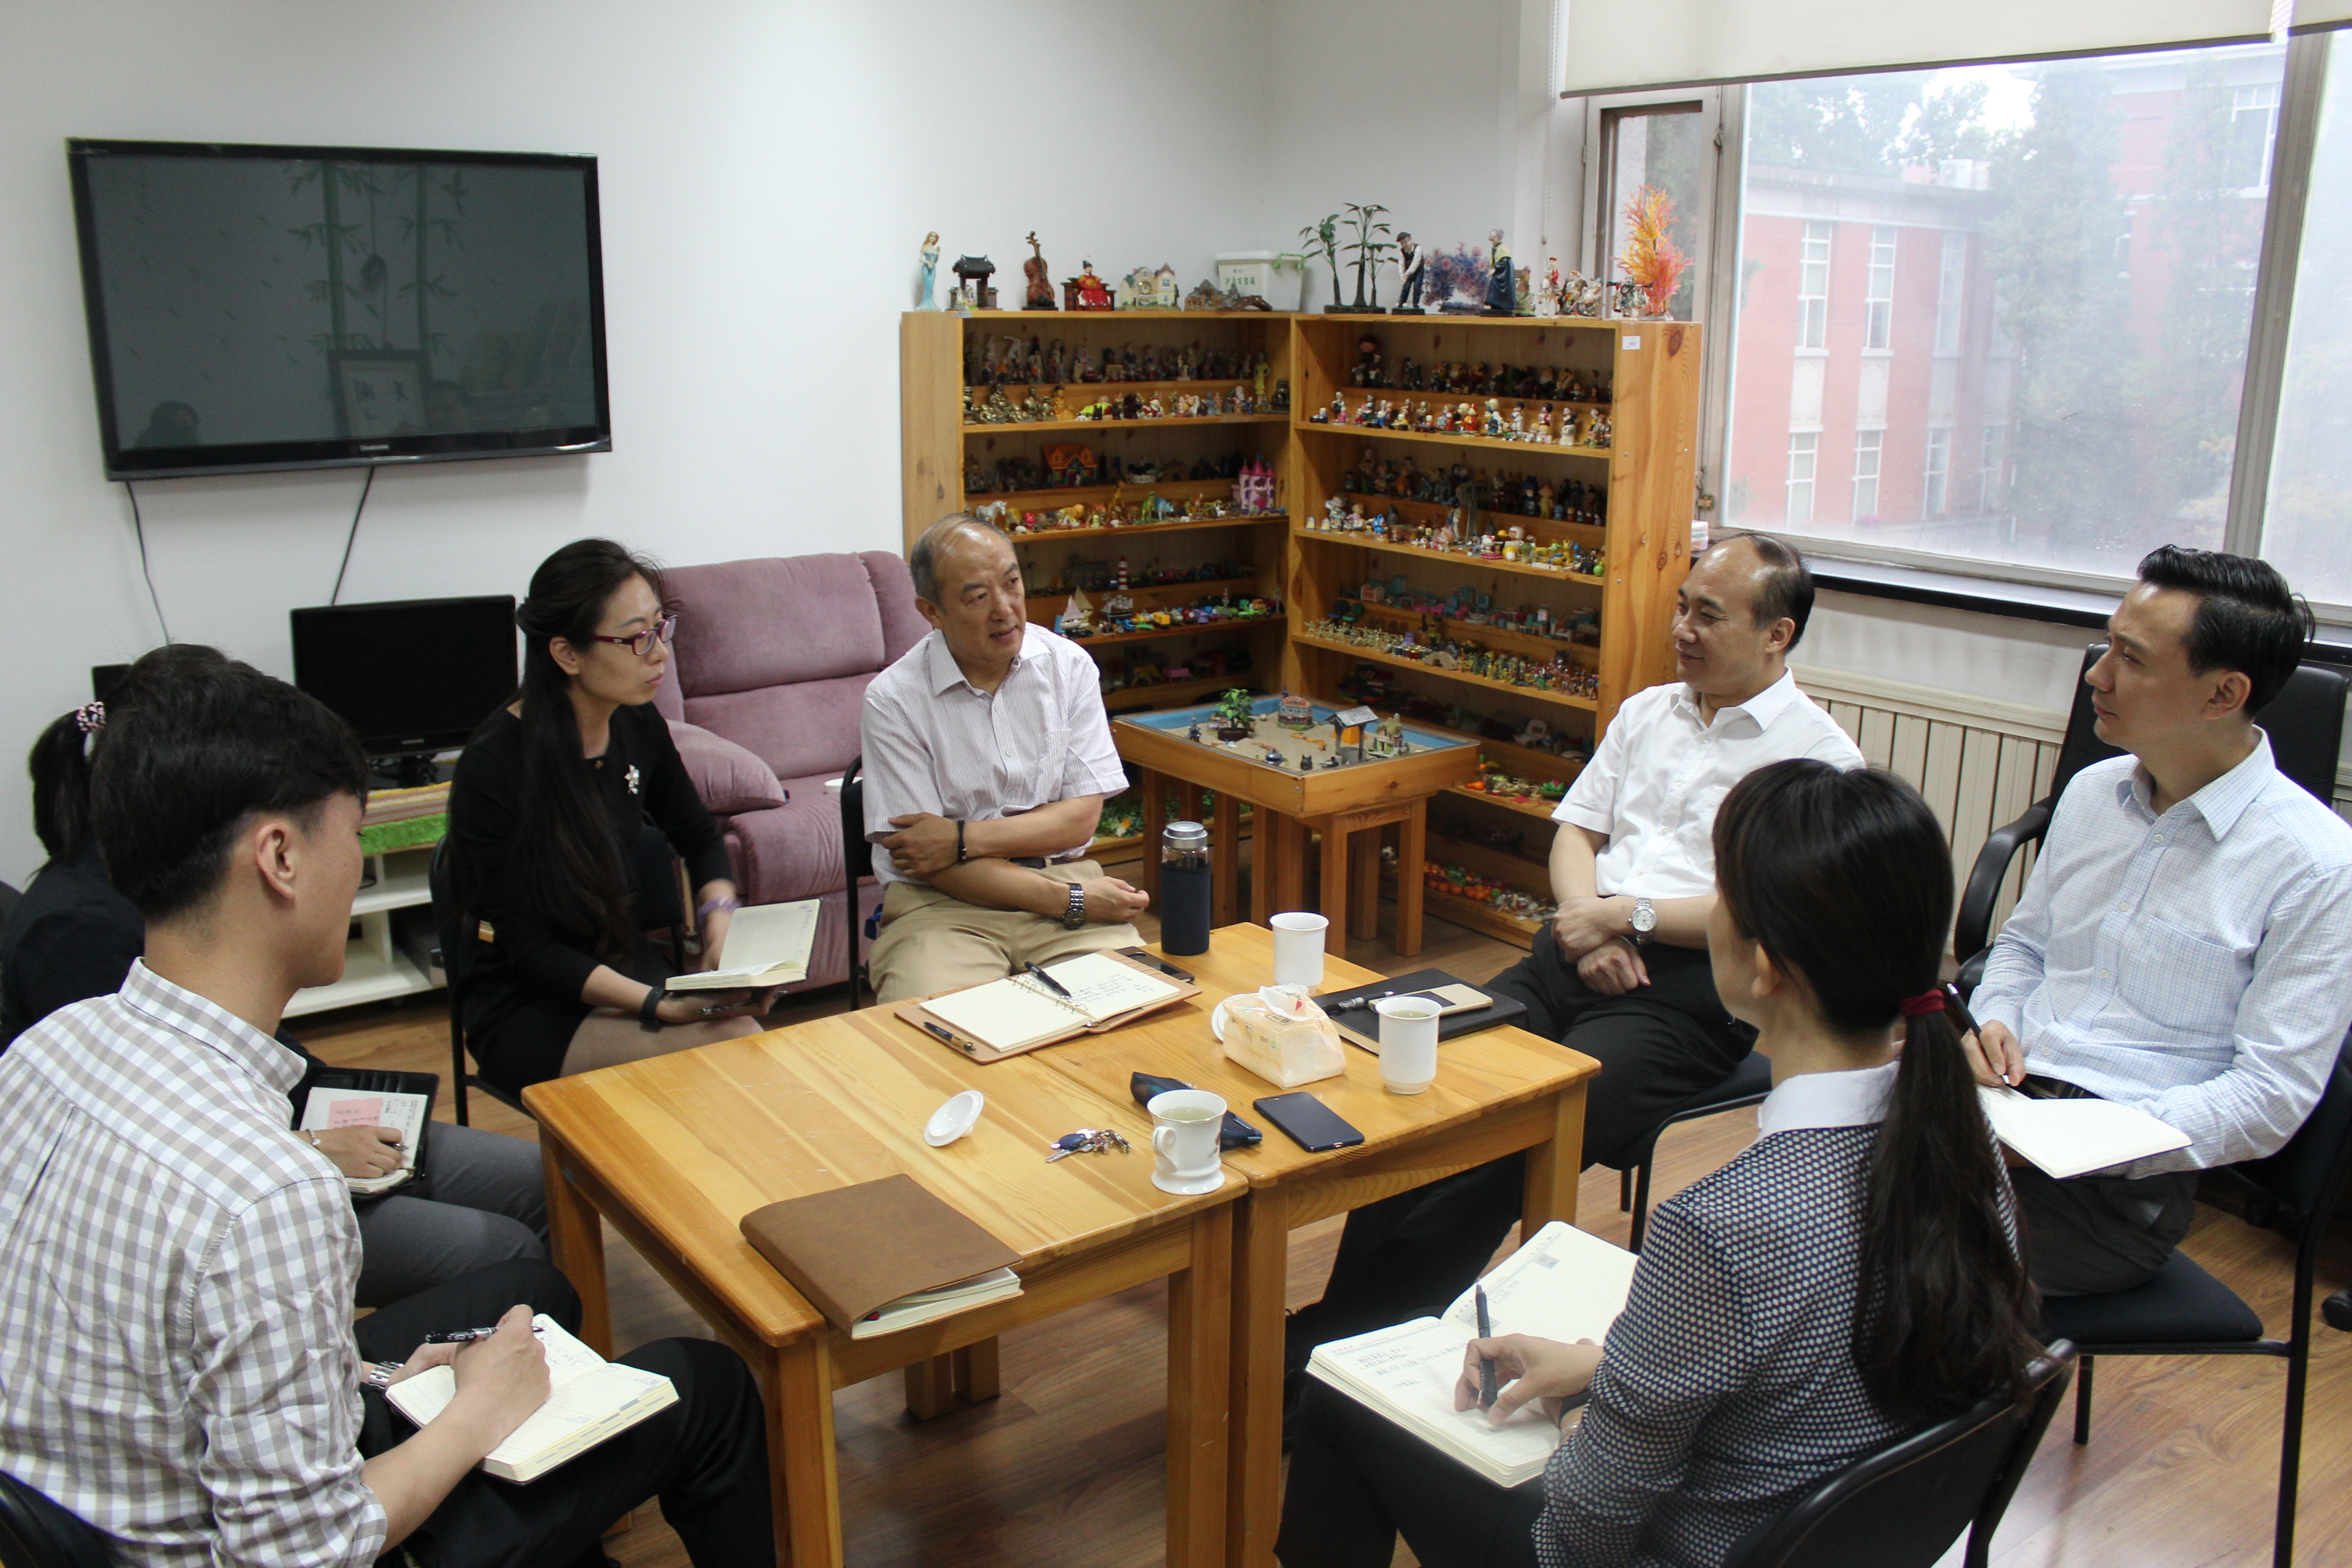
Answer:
[{"left": 652, "top": 550, "right": 929, "bottom": 994}]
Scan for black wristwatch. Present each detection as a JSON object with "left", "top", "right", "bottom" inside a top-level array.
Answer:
[
  {"left": 1060, "top": 881, "right": 1088, "bottom": 931},
  {"left": 639, "top": 986, "right": 666, "bottom": 1030}
]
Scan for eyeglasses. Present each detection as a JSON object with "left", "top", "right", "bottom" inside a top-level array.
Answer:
[{"left": 586, "top": 613, "right": 679, "bottom": 659}]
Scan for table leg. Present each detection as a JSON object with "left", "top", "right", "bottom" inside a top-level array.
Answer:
[
  {"left": 540, "top": 1133, "right": 611, "bottom": 1357},
  {"left": 1248, "top": 811, "right": 1274, "bottom": 925},
  {"left": 951, "top": 1338, "right": 1001, "bottom": 1403},
  {"left": 1394, "top": 798, "right": 1427, "bottom": 958},
  {"left": 1227, "top": 1186, "right": 1292, "bottom": 1568},
  {"left": 1521, "top": 1083, "right": 1587, "bottom": 1231},
  {"left": 769, "top": 1335, "right": 843, "bottom": 1568},
  {"left": 1213, "top": 791, "right": 1241, "bottom": 927},
  {"left": 1267, "top": 812, "right": 1307, "bottom": 918},
  {"left": 1166, "top": 1203, "right": 1233, "bottom": 1568},
  {"left": 1348, "top": 829, "right": 1381, "bottom": 941},
  {"left": 1318, "top": 818, "right": 1349, "bottom": 956},
  {"left": 1137, "top": 768, "right": 1166, "bottom": 904},
  {"left": 902, "top": 1357, "right": 953, "bottom": 1421}
]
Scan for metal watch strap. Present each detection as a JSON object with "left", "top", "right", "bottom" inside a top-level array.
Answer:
[
  {"left": 1062, "top": 881, "right": 1087, "bottom": 930},
  {"left": 363, "top": 1361, "right": 402, "bottom": 1392},
  {"left": 1630, "top": 896, "right": 1655, "bottom": 946}
]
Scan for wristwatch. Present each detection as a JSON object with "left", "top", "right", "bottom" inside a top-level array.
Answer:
[
  {"left": 1060, "top": 882, "right": 1088, "bottom": 931},
  {"left": 1628, "top": 897, "right": 1656, "bottom": 947},
  {"left": 362, "top": 1361, "right": 403, "bottom": 1393}
]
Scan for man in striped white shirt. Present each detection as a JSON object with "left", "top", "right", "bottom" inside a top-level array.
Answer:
[
  {"left": 1969, "top": 547, "right": 2352, "bottom": 1294},
  {"left": 861, "top": 515, "right": 1149, "bottom": 1001}
]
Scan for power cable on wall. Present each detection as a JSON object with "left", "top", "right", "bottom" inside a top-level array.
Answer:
[
  {"left": 122, "top": 480, "right": 172, "bottom": 642},
  {"left": 330, "top": 465, "right": 377, "bottom": 605}
]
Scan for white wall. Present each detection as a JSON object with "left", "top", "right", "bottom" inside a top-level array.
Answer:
[{"left": 0, "top": 0, "right": 1280, "bottom": 882}]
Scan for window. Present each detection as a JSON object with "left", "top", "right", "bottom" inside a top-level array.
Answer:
[
  {"left": 1787, "top": 431, "right": 1818, "bottom": 524},
  {"left": 1852, "top": 430, "right": 1883, "bottom": 521},
  {"left": 1923, "top": 428, "right": 1950, "bottom": 516},
  {"left": 1934, "top": 232, "right": 1966, "bottom": 355},
  {"left": 1720, "top": 41, "right": 2286, "bottom": 578},
  {"left": 1863, "top": 226, "right": 1895, "bottom": 350},
  {"left": 2262, "top": 44, "right": 2352, "bottom": 607},
  {"left": 1797, "top": 221, "right": 1830, "bottom": 350},
  {"left": 1598, "top": 102, "right": 1710, "bottom": 323}
]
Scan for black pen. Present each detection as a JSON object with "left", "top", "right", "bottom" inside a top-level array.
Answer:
[
  {"left": 1475, "top": 1284, "right": 1500, "bottom": 1411},
  {"left": 922, "top": 1020, "right": 980, "bottom": 1056},
  {"left": 423, "top": 1324, "right": 547, "bottom": 1344},
  {"left": 1025, "top": 961, "right": 1073, "bottom": 999}
]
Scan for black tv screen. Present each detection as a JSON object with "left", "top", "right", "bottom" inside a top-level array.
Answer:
[
  {"left": 291, "top": 596, "right": 517, "bottom": 757},
  {"left": 69, "top": 139, "right": 609, "bottom": 479}
]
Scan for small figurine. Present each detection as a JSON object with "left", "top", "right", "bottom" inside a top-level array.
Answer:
[
  {"left": 1535, "top": 257, "right": 1560, "bottom": 318},
  {"left": 1022, "top": 232, "right": 1055, "bottom": 311},
  {"left": 952, "top": 254, "right": 997, "bottom": 311},
  {"left": 916, "top": 231, "right": 941, "bottom": 310},
  {"left": 1484, "top": 230, "right": 1515, "bottom": 315},
  {"left": 1393, "top": 231, "right": 1425, "bottom": 314},
  {"left": 1064, "top": 261, "right": 1115, "bottom": 311}
]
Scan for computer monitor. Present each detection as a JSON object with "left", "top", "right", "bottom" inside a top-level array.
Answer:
[{"left": 290, "top": 595, "right": 517, "bottom": 762}]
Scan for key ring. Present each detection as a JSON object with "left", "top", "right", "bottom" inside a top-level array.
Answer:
[{"left": 1045, "top": 1127, "right": 1132, "bottom": 1162}]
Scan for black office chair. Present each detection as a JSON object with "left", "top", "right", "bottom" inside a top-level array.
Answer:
[
  {"left": 0, "top": 1470, "right": 122, "bottom": 1567},
  {"left": 838, "top": 755, "right": 880, "bottom": 1009},
  {"left": 0, "top": 881, "right": 21, "bottom": 936},
  {"left": 431, "top": 823, "right": 689, "bottom": 1125},
  {"left": 1954, "top": 644, "right": 2349, "bottom": 995},
  {"left": 1616, "top": 1052, "right": 1773, "bottom": 1252},
  {"left": 2040, "top": 1037, "right": 2352, "bottom": 1568},
  {"left": 1721, "top": 1343, "right": 2077, "bottom": 1568}
]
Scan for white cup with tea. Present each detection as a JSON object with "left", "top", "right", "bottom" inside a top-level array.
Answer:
[
  {"left": 1373, "top": 995, "right": 1443, "bottom": 1094},
  {"left": 1147, "top": 1088, "right": 1229, "bottom": 1195}
]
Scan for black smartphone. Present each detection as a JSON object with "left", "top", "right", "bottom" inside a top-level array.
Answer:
[
  {"left": 1130, "top": 1072, "right": 1262, "bottom": 1148},
  {"left": 1254, "top": 1092, "right": 1366, "bottom": 1153}
]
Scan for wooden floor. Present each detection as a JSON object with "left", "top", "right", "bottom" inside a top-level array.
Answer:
[{"left": 303, "top": 906, "right": 2352, "bottom": 1568}]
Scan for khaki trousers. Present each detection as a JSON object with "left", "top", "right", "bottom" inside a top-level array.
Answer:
[{"left": 867, "top": 859, "right": 1142, "bottom": 1003}]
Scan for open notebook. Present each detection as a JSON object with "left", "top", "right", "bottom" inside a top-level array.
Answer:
[
  {"left": 664, "top": 898, "right": 820, "bottom": 992},
  {"left": 386, "top": 1315, "right": 677, "bottom": 1483},
  {"left": 295, "top": 1070, "right": 435, "bottom": 1196},
  {"left": 1979, "top": 1084, "right": 2190, "bottom": 1180},
  {"left": 899, "top": 950, "right": 1198, "bottom": 1062},
  {"left": 1307, "top": 1221, "right": 1638, "bottom": 1488}
]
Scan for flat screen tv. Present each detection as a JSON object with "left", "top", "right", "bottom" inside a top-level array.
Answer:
[
  {"left": 291, "top": 595, "right": 517, "bottom": 760},
  {"left": 69, "top": 139, "right": 609, "bottom": 479}
]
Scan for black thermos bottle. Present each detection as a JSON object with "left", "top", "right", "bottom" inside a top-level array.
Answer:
[{"left": 1160, "top": 818, "right": 1212, "bottom": 956}]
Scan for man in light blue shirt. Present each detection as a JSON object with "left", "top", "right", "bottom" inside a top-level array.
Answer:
[{"left": 1970, "top": 547, "right": 2352, "bottom": 1294}]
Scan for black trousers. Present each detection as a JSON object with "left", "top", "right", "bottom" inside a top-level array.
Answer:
[
  {"left": 1285, "top": 929, "right": 1751, "bottom": 1361},
  {"left": 1275, "top": 1382, "right": 1543, "bottom": 1568},
  {"left": 354, "top": 1260, "right": 774, "bottom": 1568}
]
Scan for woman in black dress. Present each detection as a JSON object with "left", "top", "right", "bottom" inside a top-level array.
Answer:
[
  {"left": 1277, "top": 762, "right": 2043, "bottom": 1568},
  {"left": 448, "top": 539, "right": 775, "bottom": 1093}
]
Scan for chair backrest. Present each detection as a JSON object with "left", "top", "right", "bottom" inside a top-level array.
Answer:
[
  {"left": 426, "top": 837, "right": 473, "bottom": 998},
  {"left": 2048, "top": 644, "right": 2126, "bottom": 806},
  {"left": 838, "top": 757, "right": 871, "bottom": 1004},
  {"left": 0, "top": 1470, "right": 121, "bottom": 1568},
  {"left": 1723, "top": 1344, "right": 2077, "bottom": 1568},
  {"left": 2050, "top": 643, "right": 2346, "bottom": 810}
]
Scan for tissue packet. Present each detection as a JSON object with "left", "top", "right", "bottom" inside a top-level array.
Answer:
[{"left": 1223, "top": 985, "right": 1347, "bottom": 1089}]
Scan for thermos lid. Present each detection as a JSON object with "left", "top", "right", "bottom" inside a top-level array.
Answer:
[{"left": 1163, "top": 819, "right": 1208, "bottom": 848}]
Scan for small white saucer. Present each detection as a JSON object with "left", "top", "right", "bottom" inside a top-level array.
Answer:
[
  {"left": 1208, "top": 996, "right": 1232, "bottom": 1043},
  {"left": 1152, "top": 1166, "right": 1228, "bottom": 1196},
  {"left": 923, "top": 1089, "right": 984, "bottom": 1147}
]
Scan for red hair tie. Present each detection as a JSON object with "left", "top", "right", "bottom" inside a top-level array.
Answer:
[{"left": 1899, "top": 988, "right": 1949, "bottom": 1018}]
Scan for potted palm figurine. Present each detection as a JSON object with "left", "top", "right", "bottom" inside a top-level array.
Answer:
[{"left": 1214, "top": 688, "right": 1255, "bottom": 742}]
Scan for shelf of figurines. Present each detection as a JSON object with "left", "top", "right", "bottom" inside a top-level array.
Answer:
[
  {"left": 1336, "top": 455, "right": 1610, "bottom": 532},
  {"left": 1342, "top": 593, "right": 1599, "bottom": 666},
  {"left": 963, "top": 451, "right": 1281, "bottom": 511},
  {"left": 1028, "top": 571, "right": 1259, "bottom": 616},
  {"left": 1295, "top": 519, "right": 1603, "bottom": 585},
  {"left": 1294, "top": 623, "right": 1601, "bottom": 711},
  {"left": 1388, "top": 864, "right": 1555, "bottom": 946},
  {"left": 1096, "top": 639, "right": 1261, "bottom": 710},
  {"left": 1065, "top": 612, "right": 1284, "bottom": 649},
  {"left": 963, "top": 334, "right": 1279, "bottom": 386},
  {"left": 1301, "top": 392, "right": 1612, "bottom": 456},
  {"left": 991, "top": 508, "right": 1289, "bottom": 543}
]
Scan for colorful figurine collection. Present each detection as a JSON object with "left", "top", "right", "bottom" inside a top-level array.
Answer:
[
  {"left": 965, "top": 446, "right": 1265, "bottom": 498},
  {"left": 1060, "top": 591, "right": 1279, "bottom": 641},
  {"left": 1342, "top": 451, "right": 1607, "bottom": 526},
  {"left": 1341, "top": 339, "right": 1613, "bottom": 404},
  {"left": 1330, "top": 586, "right": 1599, "bottom": 650},
  {"left": 1305, "top": 500, "right": 1605, "bottom": 575},
  {"left": 1462, "top": 765, "right": 1571, "bottom": 806},
  {"left": 1308, "top": 391, "right": 1611, "bottom": 449},
  {"left": 1300, "top": 616, "right": 1601, "bottom": 699},
  {"left": 1422, "top": 860, "right": 1558, "bottom": 926},
  {"left": 1097, "top": 641, "right": 1251, "bottom": 695},
  {"left": 965, "top": 335, "right": 1273, "bottom": 390},
  {"left": 974, "top": 491, "right": 1275, "bottom": 534}
]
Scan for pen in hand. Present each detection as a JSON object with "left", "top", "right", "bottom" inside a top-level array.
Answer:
[
  {"left": 422, "top": 1323, "right": 547, "bottom": 1345},
  {"left": 1025, "top": 961, "right": 1073, "bottom": 999},
  {"left": 1475, "top": 1284, "right": 1500, "bottom": 1411}
]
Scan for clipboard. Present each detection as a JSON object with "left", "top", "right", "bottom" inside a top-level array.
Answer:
[{"left": 897, "top": 949, "right": 1202, "bottom": 1063}]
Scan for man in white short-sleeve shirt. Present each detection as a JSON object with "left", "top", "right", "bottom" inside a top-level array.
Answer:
[
  {"left": 861, "top": 516, "right": 1150, "bottom": 1002},
  {"left": 1285, "top": 535, "right": 1863, "bottom": 1375}
]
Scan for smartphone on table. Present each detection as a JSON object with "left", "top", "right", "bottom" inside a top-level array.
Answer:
[{"left": 1254, "top": 1092, "right": 1365, "bottom": 1153}]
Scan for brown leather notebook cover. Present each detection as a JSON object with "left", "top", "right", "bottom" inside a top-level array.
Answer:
[
  {"left": 738, "top": 1174, "right": 1021, "bottom": 1333},
  {"left": 896, "top": 948, "right": 1203, "bottom": 1063}
]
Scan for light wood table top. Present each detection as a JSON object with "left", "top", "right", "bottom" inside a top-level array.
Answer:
[
  {"left": 523, "top": 1002, "right": 1239, "bottom": 1347},
  {"left": 1041, "top": 922, "right": 1594, "bottom": 1186}
]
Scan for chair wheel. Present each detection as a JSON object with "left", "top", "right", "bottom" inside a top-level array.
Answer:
[{"left": 2324, "top": 1290, "right": 2352, "bottom": 1333}]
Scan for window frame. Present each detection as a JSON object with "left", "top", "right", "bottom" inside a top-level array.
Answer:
[
  {"left": 1796, "top": 220, "right": 1832, "bottom": 352},
  {"left": 1852, "top": 428, "right": 1883, "bottom": 521},
  {"left": 1786, "top": 430, "right": 1820, "bottom": 524},
  {"left": 1863, "top": 225, "right": 1896, "bottom": 352}
]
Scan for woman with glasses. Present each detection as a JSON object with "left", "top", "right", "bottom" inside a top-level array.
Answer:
[{"left": 448, "top": 538, "right": 776, "bottom": 1093}]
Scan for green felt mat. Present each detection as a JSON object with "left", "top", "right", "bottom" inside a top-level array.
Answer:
[{"left": 360, "top": 813, "right": 446, "bottom": 857}]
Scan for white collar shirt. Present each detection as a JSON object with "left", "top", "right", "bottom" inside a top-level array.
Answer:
[
  {"left": 1553, "top": 670, "right": 1865, "bottom": 899},
  {"left": 1971, "top": 734, "right": 2352, "bottom": 1175},
  {"left": 1754, "top": 1059, "right": 1900, "bottom": 1139},
  {"left": 859, "top": 623, "right": 1129, "bottom": 886},
  {"left": 0, "top": 962, "right": 382, "bottom": 1567}
]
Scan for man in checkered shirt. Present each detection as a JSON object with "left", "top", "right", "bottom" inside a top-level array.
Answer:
[
  {"left": 0, "top": 657, "right": 772, "bottom": 1567},
  {"left": 1969, "top": 547, "right": 2352, "bottom": 1295}
]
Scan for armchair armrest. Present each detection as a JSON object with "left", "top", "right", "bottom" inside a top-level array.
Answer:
[{"left": 1953, "top": 800, "right": 2053, "bottom": 965}]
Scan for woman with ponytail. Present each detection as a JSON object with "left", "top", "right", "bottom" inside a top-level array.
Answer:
[
  {"left": 1277, "top": 760, "right": 2040, "bottom": 1568},
  {"left": 446, "top": 538, "right": 775, "bottom": 1093}
]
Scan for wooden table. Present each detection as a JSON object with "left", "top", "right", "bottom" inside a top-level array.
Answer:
[
  {"left": 524, "top": 1009, "right": 1241, "bottom": 1568},
  {"left": 1037, "top": 923, "right": 1601, "bottom": 1568},
  {"left": 1113, "top": 700, "right": 1480, "bottom": 957}
]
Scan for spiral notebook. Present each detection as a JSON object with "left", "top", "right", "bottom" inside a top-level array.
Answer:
[{"left": 898, "top": 950, "right": 1198, "bottom": 1061}]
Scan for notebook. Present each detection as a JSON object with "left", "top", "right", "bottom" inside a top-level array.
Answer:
[
  {"left": 1308, "top": 968, "right": 1530, "bottom": 1054},
  {"left": 663, "top": 898, "right": 821, "bottom": 992},
  {"left": 1978, "top": 1085, "right": 2190, "bottom": 1180},
  {"left": 1306, "top": 1221, "right": 1637, "bottom": 1487},
  {"left": 386, "top": 1315, "right": 678, "bottom": 1483},
  {"left": 900, "top": 950, "right": 1198, "bottom": 1062},
  {"left": 739, "top": 1173, "right": 1024, "bottom": 1335},
  {"left": 295, "top": 1069, "right": 436, "bottom": 1196}
]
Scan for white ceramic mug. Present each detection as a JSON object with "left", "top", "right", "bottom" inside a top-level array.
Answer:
[
  {"left": 1147, "top": 1088, "right": 1228, "bottom": 1195},
  {"left": 1269, "top": 911, "right": 1329, "bottom": 989},
  {"left": 1373, "top": 995, "right": 1442, "bottom": 1094}
]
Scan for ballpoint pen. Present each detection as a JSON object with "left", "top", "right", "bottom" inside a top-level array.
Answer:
[
  {"left": 1475, "top": 1284, "right": 1500, "bottom": 1411},
  {"left": 423, "top": 1324, "right": 548, "bottom": 1344},
  {"left": 1025, "top": 961, "right": 1073, "bottom": 998},
  {"left": 921, "top": 1020, "right": 982, "bottom": 1056}
]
